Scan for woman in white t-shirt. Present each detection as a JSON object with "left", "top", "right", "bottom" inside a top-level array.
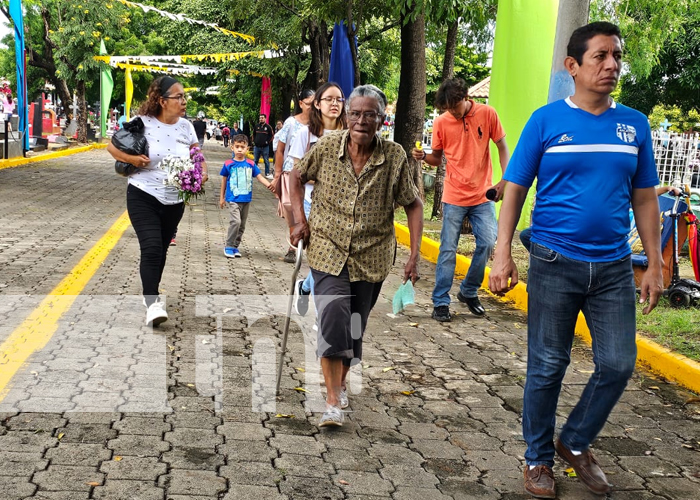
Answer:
[
  {"left": 288, "top": 82, "right": 347, "bottom": 319},
  {"left": 270, "top": 89, "right": 315, "bottom": 262},
  {"left": 107, "top": 76, "right": 208, "bottom": 327}
]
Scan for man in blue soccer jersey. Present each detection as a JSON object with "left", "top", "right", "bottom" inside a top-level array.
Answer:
[{"left": 489, "top": 22, "right": 663, "bottom": 499}]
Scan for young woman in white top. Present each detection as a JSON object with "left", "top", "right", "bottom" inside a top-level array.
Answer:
[
  {"left": 107, "top": 76, "right": 208, "bottom": 326},
  {"left": 271, "top": 88, "right": 315, "bottom": 263},
  {"left": 288, "top": 82, "right": 347, "bottom": 318}
]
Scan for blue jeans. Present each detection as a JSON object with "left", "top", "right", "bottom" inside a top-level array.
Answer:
[
  {"left": 432, "top": 201, "right": 497, "bottom": 306},
  {"left": 302, "top": 198, "right": 314, "bottom": 293},
  {"left": 253, "top": 146, "right": 270, "bottom": 176},
  {"left": 523, "top": 242, "right": 637, "bottom": 466}
]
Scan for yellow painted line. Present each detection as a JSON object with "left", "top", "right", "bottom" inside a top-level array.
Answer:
[
  {"left": 0, "top": 143, "right": 108, "bottom": 170},
  {"left": 0, "top": 211, "right": 132, "bottom": 399},
  {"left": 395, "top": 222, "right": 700, "bottom": 394}
]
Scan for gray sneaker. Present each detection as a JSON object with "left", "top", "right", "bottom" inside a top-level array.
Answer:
[
  {"left": 319, "top": 405, "right": 344, "bottom": 427},
  {"left": 339, "top": 389, "right": 349, "bottom": 409}
]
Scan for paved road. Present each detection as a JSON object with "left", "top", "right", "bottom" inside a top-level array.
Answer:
[{"left": 0, "top": 145, "right": 698, "bottom": 499}]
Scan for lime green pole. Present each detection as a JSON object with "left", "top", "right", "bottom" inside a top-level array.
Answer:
[{"left": 489, "top": 0, "right": 559, "bottom": 229}]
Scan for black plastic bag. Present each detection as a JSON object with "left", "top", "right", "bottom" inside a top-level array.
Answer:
[{"left": 112, "top": 117, "right": 149, "bottom": 177}]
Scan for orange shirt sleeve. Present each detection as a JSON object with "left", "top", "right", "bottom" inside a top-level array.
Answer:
[{"left": 489, "top": 107, "right": 506, "bottom": 143}]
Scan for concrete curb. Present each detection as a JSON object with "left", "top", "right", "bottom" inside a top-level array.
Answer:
[
  {"left": 395, "top": 221, "right": 700, "bottom": 394},
  {"left": 0, "top": 143, "right": 108, "bottom": 170}
]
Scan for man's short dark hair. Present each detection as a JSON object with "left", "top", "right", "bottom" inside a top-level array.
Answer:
[
  {"left": 567, "top": 22, "right": 621, "bottom": 65},
  {"left": 259, "top": 113, "right": 267, "bottom": 118},
  {"left": 232, "top": 134, "right": 249, "bottom": 145},
  {"left": 434, "top": 78, "right": 469, "bottom": 111}
]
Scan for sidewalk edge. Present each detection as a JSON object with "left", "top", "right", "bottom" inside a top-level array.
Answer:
[
  {"left": 394, "top": 221, "right": 700, "bottom": 394},
  {"left": 0, "top": 143, "right": 108, "bottom": 170}
]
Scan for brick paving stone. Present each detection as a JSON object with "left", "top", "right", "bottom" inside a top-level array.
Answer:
[
  {"left": 270, "top": 434, "right": 326, "bottom": 456},
  {"left": 108, "top": 434, "right": 170, "bottom": 456},
  {"left": 279, "top": 475, "right": 344, "bottom": 499},
  {"left": 92, "top": 480, "right": 164, "bottom": 500},
  {"left": 218, "top": 440, "right": 278, "bottom": 462},
  {"left": 410, "top": 439, "right": 465, "bottom": 460},
  {"left": 44, "top": 443, "right": 111, "bottom": 466},
  {"left": 217, "top": 422, "right": 272, "bottom": 441},
  {"left": 220, "top": 461, "right": 284, "bottom": 486},
  {"left": 399, "top": 423, "right": 450, "bottom": 440},
  {"left": 4, "top": 413, "right": 67, "bottom": 431},
  {"left": 99, "top": 456, "right": 167, "bottom": 480},
  {"left": 0, "top": 432, "right": 58, "bottom": 452},
  {"left": 33, "top": 465, "right": 105, "bottom": 491},
  {"left": 392, "top": 487, "right": 455, "bottom": 500},
  {"left": 31, "top": 492, "right": 91, "bottom": 500},
  {"left": 113, "top": 416, "right": 171, "bottom": 435},
  {"left": 55, "top": 423, "right": 117, "bottom": 443},
  {"left": 324, "top": 448, "right": 382, "bottom": 472},
  {"left": 0, "top": 475, "right": 37, "bottom": 499},
  {"left": 162, "top": 447, "right": 226, "bottom": 470},
  {"left": 222, "top": 485, "right": 288, "bottom": 500},
  {"left": 379, "top": 465, "right": 439, "bottom": 488},
  {"left": 164, "top": 427, "right": 224, "bottom": 448},
  {"left": 333, "top": 470, "right": 395, "bottom": 496},
  {"left": 159, "top": 469, "right": 227, "bottom": 496}
]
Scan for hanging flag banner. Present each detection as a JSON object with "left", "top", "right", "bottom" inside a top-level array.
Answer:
[
  {"left": 328, "top": 21, "right": 356, "bottom": 99},
  {"left": 116, "top": 0, "right": 255, "bottom": 44},
  {"left": 124, "top": 67, "right": 133, "bottom": 119},
  {"left": 260, "top": 77, "right": 271, "bottom": 121},
  {"left": 9, "top": 0, "right": 28, "bottom": 152},
  {"left": 93, "top": 47, "right": 301, "bottom": 66},
  {"left": 113, "top": 62, "right": 218, "bottom": 75},
  {"left": 99, "top": 39, "right": 114, "bottom": 139}
]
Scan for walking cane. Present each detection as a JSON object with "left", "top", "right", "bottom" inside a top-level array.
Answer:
[{"left": 276, "top": 241, "right": 304, "bottom": 396}]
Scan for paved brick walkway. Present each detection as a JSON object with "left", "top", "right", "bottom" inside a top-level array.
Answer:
[{"left": 0, "top": 145, "right": 698, "bottom": 499}]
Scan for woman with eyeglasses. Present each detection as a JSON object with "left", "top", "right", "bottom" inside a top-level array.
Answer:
[
  {"left": 288, "top": 82, "right": 348, "bottom": 323},
  {"left": 271, "top": 88, "right": 316, "bottom": 263},
  {"left": 107, "top": 76, "right": 208, "bottom": 327}
]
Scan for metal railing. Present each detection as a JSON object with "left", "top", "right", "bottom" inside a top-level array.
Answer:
[{"left": 652, "top": 131, "right": 700, "bottom": 189}]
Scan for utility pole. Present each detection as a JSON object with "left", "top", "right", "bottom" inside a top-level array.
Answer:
[{"left": 548, "top": 0, "right": 591, "bottom": 103}]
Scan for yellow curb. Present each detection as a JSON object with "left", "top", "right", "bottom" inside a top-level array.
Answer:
[
  {"left": 0, "top": 143, "right": 108, "bottom": 170},
  {"left": 395, "top": 221, "right": 700, "bottom": 394}
]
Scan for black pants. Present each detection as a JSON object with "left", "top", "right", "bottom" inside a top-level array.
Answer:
[
  {"left": 126, "top": 184, "right": 184, "bottom": 304},
  {"left": 311, "top": 265, "right": 383, "bottom": 366}
]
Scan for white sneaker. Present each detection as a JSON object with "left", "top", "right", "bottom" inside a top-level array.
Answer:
[
  {"left": 319, "top": 405, "right": 344, "bottom": 427},
  {"left": 146, "top": 300, "right": 168, "bottom": 326},
  {"left": 339, "top": 388, "right": 349, "bottom": 409}
]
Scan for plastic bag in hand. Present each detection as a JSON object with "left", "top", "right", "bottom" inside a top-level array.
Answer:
[
  {"left": 392, "top": 281, "right": 415, "bottom": 314},
  {"left": 111, "top": 117, "right": 149, "bottom": 177}
]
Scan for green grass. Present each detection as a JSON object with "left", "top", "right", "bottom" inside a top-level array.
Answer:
[
  {"left": 636, "top": 300, "right": 700, "bottom": 361},
  {"left": 397, "top": 191, "right": 700, "bottom": 361}
]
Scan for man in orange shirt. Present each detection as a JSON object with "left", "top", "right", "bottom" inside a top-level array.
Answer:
[{"left": 412, "top": 78, "right": 510, "bottom": 322}]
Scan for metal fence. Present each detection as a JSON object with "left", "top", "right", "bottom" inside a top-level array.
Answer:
[{"left": 652, "top": 131, "right": 700, "bottom": 189}]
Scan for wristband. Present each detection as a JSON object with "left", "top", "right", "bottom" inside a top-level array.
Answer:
[{"left": 422, "top": 150, "right": 427, "bottom": 161}]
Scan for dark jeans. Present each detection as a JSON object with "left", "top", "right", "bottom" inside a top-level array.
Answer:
[
  {"left": 253, "top": 145, "right": 270, "bottom": 176},
  {"left": 126, "top": 185, "right": 184, "bottom": 305},
  {"left": 523, "top": 242, "right": 637, "bottom": 466}
]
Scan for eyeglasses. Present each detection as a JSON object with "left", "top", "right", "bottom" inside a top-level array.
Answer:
[
  {"left": 319, "top": 97, "right": 345, "bottom": 104},
  {"left": 348, "top": 110, "right": 381, "bottom": 123},
  {"left": 163, "top": 94, "right": 186, "bottom": 102}
]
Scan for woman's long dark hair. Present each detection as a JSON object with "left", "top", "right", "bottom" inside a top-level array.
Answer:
[
  {"left": 138, "top": 76, "right": 180, "bottom": 117},
  {"left": 308, "top": 82, "right": 347, "bottom": 137}
]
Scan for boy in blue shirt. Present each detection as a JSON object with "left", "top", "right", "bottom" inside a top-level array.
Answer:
[{"left": 220, "top": 134, "right": 273, "bottom": 258}]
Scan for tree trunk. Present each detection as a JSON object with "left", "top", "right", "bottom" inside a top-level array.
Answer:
[
  {"left": 431, "top": 155, "right": 447, "bottom": 219},
  {"left": 432, "top": 19, "right": 459, "bottom": 218},
  {"left": 442, "top": 20, "right": 459, "bottom": 81},
  {"left": 302, "top": 20, "right": 331, "bottom": 90},
  {"left": 394, "top": 12, "right": 427, "bottom": 198},
  {"left": 76, "top": 80, "right": 88, "bottom": 143},
  {"left": 347, "top": 0, "right": 361, "bottom": 86}
]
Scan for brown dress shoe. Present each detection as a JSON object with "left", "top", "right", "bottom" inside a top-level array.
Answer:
[
  {"left": 523, "top": 465, "right": 556, "bottom": 499},
  {"left": 555, "top": 439, "right": 611, "bottom": 495}
]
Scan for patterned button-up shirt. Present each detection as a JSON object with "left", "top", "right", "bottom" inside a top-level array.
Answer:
[{"left": 296, "top": 130, "right": 419, "bottom": 282}]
